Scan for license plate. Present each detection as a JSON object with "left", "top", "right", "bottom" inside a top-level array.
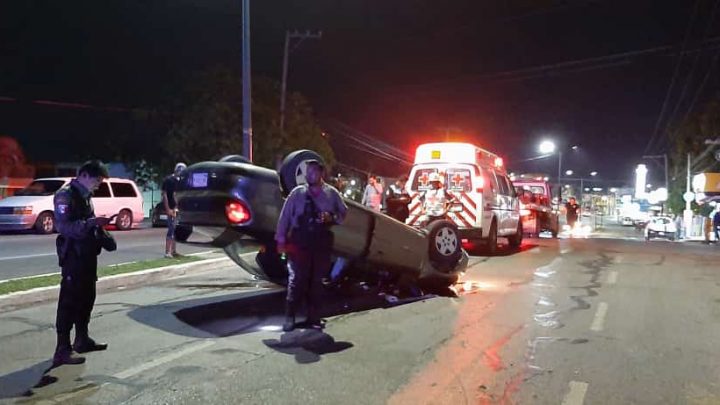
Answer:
[
  {"left": 191, "top": 173, "right": 208, "bottom": 188},
  {"left": 159, "top": 215, "right": 168, "bottom": 220}
]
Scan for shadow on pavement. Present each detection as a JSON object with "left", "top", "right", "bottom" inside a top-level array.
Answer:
[
  {"left": 0, "top": 359, "right": 92, "bottom": 400},
  {"left": 262, "top": 330, "right": 354, "bottom": 364},
  {"left": 127, "top": 285, "right": 434, "bottom": 338}
]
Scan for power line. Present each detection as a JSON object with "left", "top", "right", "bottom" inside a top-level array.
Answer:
[
  {"left": 656, "top": 0, "right": 720, "bottom": 152},
  {"left": 645, "top": 0, "right": 703, "bottom": 155}
]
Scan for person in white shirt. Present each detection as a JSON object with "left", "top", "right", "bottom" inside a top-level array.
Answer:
[{"left": 362, "top": 175, "right": 383, "bottom": 210}]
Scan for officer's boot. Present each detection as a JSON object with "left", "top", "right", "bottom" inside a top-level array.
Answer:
[
  {"left": 73, "top": 325, "right": 108, "bottom": 353},
  {"left": 306, "top": 305, "right": 324, "bottom": 329},
  {"left": 53, "top": 332, "right": 85, "bottom": 366},
  {"left": 282, "top": 301, "right": 296, "bottom": 332}
]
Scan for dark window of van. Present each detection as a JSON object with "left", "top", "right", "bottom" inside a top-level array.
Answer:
[
  {"left": 411, "top": 168, "right": 438, "bottom": 191},
  {"left": 93, "top": 183, "right": 111, "bottom": 198},
  {"left": 111, "top": 182, "right": 137, "bottom": 198}
]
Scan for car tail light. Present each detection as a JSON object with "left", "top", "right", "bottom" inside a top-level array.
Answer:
[
  {"left": 13, "top": 206, "right": 33, "bottom": 215},
  {"left": 225, "top": 201, "right": 251, "bottom": 224}
]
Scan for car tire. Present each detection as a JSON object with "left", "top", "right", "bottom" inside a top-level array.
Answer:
[
  {"left": 115, "top": 209, "right": 133, "bottom": 231},
  {"left": 278, "top": 150, "right": 324, "bottom": 196},
  {"left": 174, "top": 225, "right": 193, "bottom": 242},
  {"left": 34, "top": 212, "right": 55, "bottom": 234},
  {"left": 427, "top": 219, "right": 462, "bottom": 271},
  {"left": 485, "top": 220, "right": 498, "bottom": 255},
  {"left": 219, "top": 154, "right": 252, "bottom": 164},
  {"left": 508, "top": 221, "right": 523, "bottom": 249}
]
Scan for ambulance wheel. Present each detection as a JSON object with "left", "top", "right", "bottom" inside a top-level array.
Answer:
[
  {"left": 485, "top": 220, "right": 498, "bottom": 255},
  {"left": 279, "top": 150, "right": 324, "bottom": 196},
  {"left": 427, "top": 220, "right": 462, "bottom": 270},
  {"left": 508, "top": 221, "right": 523, "bottom": 249}
]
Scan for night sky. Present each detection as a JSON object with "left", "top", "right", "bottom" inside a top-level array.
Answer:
[{"left": 1, "top": 0, "right": 719, "bottom": 186}]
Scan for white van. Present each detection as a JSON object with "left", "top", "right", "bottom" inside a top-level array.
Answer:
[
  {"left": 405, "top": 142, "right": 522, "bottom": 252},
  {"left": 0, "top": 177, "right": 144, "bottom": 234}
]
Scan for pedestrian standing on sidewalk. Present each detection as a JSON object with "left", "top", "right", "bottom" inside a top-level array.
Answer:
[
  {"left": 161, "top": 162, "right": 187, "bottom": 258},
  {"left": 275, "top": 160, "right": 348, "bottom": 331},
  {"left": 713, "top": 208, "right": 720, "bottom": 243},
  {"left": 361, "top": 175, "right": 383, "bottom": 211},
  {"left": 52, "top": 160, "right": 114, "bottom": 366}
]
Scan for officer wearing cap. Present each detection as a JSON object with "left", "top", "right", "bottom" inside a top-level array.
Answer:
[
  {"left": 52, "top": 160, "right": 114, "bottom": 366},
  {"left": 275, "top": 159, "right": 348, "bottom": 331}
]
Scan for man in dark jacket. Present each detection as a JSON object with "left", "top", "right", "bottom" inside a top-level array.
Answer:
[{"left": 52, "top": 160, "right": 114, "bottom": 366}]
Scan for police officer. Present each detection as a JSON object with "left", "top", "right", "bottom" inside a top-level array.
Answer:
[
  {"left": 52, "top": 160, "right": 113, "bottom": 366},
  {"left": 565, "top": 196, "right": 581, "bottom": 229},
  {"left": 275, "top": 160, "right": 348, "bottom": 331}
]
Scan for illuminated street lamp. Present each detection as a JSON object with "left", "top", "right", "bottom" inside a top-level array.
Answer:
[
  {"left": 565, "top": 169, "right": 574, "bottom": 176},
  {"left": 538, "top": 140, "right": 556, "bottom": 154},
  {"left": 590, "top": 171, "right": 597, "bottom": 177}
]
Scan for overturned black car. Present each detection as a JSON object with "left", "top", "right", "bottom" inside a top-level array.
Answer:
[{"left": 174, "top": 151, "right": 468, "bottom": 290}]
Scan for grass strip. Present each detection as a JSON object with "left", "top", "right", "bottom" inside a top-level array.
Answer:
[{"left": 0, "top": 255, "right": 202, "bottom": 296}]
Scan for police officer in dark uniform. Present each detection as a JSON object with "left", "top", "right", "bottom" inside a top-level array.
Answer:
[
  {"left": 52, "top": 160, "right": 114, "bottom": 366},
  {"left": 275, "top": 160, "right": 347, "bottom": 331}
]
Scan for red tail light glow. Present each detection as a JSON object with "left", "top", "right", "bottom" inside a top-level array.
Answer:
[{"left": 226, "top": 201, "right": 251, "bottom": 224}]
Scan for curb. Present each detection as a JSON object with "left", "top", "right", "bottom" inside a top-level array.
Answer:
[{"left": 0, "top": 256, "right": 233, "bottom": 313}]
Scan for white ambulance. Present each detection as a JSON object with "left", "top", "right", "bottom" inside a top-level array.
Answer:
[{"left": 405, "top": 142, "right": 522, "bottom": 253}]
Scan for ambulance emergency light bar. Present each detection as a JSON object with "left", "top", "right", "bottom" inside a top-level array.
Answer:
[{"left": 414, "top": 142, "right": 504, "bottom": 169}]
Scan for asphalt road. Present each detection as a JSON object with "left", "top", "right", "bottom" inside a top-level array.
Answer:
[
  {"left": 1, "top": 223, "right": 719, "bottom": 404},
  {"left": 0, "top": 225, "right": 215, "bottom": 281}
]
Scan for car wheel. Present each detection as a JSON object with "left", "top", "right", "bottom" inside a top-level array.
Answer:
[
  {"left": 219, "top": 154, "right": 252, "bottom": 164},
  {"left": 174, "top": 225, "right": 193, "bottom": 242},
  {"left": 485, "top": 220, "right": 498, "bottom": 255},
  {"left": 427, "top": 219, "right": 462, "bottom": 270},
  {"left": 115, "top": 209, "right": 133, "bottom": 231},
  {"left": 34, "top": 212, "right": 55, "bottom": 234},
  {"left": 508, "top": 221, "right": 523, "bottom": 249},
  {"left": 278, "top": 150, "right": 324, "bottom": 196}
]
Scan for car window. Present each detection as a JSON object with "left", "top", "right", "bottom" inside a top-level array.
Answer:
[
  {"left": 502, "top": 176, "right": 515, "bottom": 197},
  {"left": 493, "top": 172, "right": 510, "bottom": 195},
  {"left": 111, "top": 182, "right": 137, "bottom": 197},
  {"left": 15, "top": 180, "right": 66, "bottom": 196},
  {"left": 93, "top": 182, "right": 112, "bottom": 198},
  {"left": 445, "top": 168, "right": 472, "bottom": 192},
  {"left": 410, "top": 168, "right": 438, "bottom": 191},
  {"left": 488, "top": 170, "right": 501, "bottom": 193}
]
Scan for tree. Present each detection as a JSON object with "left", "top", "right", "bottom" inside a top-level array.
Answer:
[
  {"left": 164, "top": 66, "right": 334, "bottom": 170},
  {"left": 666, "top": 97, "right": 720, "bottom": 214}
]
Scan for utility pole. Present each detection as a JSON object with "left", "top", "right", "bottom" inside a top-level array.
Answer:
[
  {"left": 557, "top": 151, "right": 563, "bottom": 201},
  {"left": 280, "top": 29, "right": 322, "bottom": 132},
  {"left": 242, "top": 0, "right": 252, "bottom": 161},
  {"left": 684, "top": 153, "right": 693, "bottom": 237},
  {"left": 642, "top": 154, "right": 669, "bottom": 191}
]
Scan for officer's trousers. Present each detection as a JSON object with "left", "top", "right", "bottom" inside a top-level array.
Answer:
[
  {"left": 56, "top": 252, "right": 97, "bottom": 336},
  {"left": 286, "top": 246, "right": 331, "bottom": 317}
]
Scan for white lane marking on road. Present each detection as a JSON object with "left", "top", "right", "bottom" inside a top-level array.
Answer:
[
  {"left": 114, "top": 340, "right": 216, "bottom": 379},
  {"left": 0, "top": 252, "right": 55, "bottom": 261},
  {"left": 561, "top": 381, "right": 589, "bottom": 405},
  {"left": 186, "top": 250, "right": 218, "bottom": 257},
  {"left": 606, "top": 271, "right": 618, "bottom": 285},
  {"left": 590, "top": 302, "right": 609, "bottom": 332}
]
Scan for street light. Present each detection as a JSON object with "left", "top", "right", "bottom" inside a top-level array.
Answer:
[
  {"left": 539, "top": 140, "right": 556, "bottom": 154},
  {"left": 590, "top": 171, "right": 597, "bottom": 177},
  {"left": 565, "top": 169, "right": 574, "bottom": 176}
]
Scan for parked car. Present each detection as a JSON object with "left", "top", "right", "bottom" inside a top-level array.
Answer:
[
  {"left": 174, "top": 151, "right": 468, "bottom": 290},
  {"left": 621, "top": 216, "right": 633, "bottom": 226},
  {"left": 0, "top": 177, "right": 144, "bottom": 234},
  {"left": 644, "top": 216, "right": 677, "bottom": 241}
]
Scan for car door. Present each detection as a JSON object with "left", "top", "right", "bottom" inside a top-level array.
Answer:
[
  {"left": 91, "top": 181, "right": 114, "bottom": 217},
  {"left": 489, "top": 170, "right": 509, "bottom": 234},
  {"left": 501, "top": 174, "right": 520, "bottom": 233}
]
